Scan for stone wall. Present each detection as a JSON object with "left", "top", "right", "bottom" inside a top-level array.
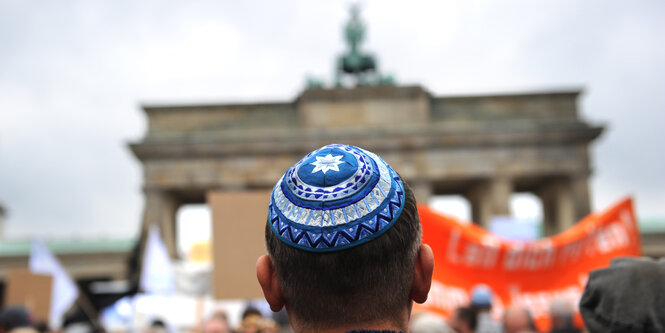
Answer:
[{"left": 431, "top": 90, "right": 580, "bottom": 122}]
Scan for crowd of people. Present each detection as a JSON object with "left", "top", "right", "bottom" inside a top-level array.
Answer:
[
  {"left": 0, "top": 304, "right": 283, "bottom": 333},
  {"left": 409, "top": 286, "right": 581, "bottom": 333},
  {"left": 2, "top": 145, "right": 664, "bottom": 333},
  {"left": 0, "top": 297, "right": 582, "bottom": 333}
]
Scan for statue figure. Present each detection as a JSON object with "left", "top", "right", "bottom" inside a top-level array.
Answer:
[
  {"left": 335, "top": 5, "right": 388, "bottom": 87},
  {"left": 305, "top": 4, "right": 395, "bottom": 89}
]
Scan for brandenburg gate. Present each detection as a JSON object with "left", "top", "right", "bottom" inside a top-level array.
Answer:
[
  {"left": 130, "top": 8, "right": 603, "bottom": 258},
  {"left": 131, "top": 84, "right": 602, "bottom": 256}
]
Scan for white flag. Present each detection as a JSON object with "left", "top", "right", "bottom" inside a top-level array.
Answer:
[
  {"left": 29, "top": 239, "right": 79, "bottom": 328},
  {"left": 140, "top": 225, "right": 176, "bottom": 294}
]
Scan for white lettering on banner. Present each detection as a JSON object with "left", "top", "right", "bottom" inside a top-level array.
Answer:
[
  {"left": 559, "top": 219, "right": 632, "bottom": 264},
  {"left": 596, "top": 222, "right": 629, "bottom": 253},
  {"left": 620, "top": 209, "right": 635, "bottom": 232},
  {"left": 447, "top": 229, "right": 462, "bottom": 264},
  {"left": 480, "top": 235, "right": 501, "bottom": 269},
  {"left": 559, "top": 240, "right": 584, "bottom": 264},
  {"left": 447, "top": 229, "right": 500, "bottom": 269},
  {"left": 503, "top": 243, "right": 555, "bottom": 271},
  {"left": 448, "top": 209, "right": 634, "bottom": 271},
  {"left": 585, "top": 228, "right": 599, "bottom": 256},
  {"left": 464, "top": 242, "right": 482, "bottom": 266},
  {"left": 424, "top": 281, "right": 469, "bottom": 311}
]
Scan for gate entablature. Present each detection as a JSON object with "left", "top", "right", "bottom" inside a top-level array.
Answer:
[{"left": 130, "top": 85, "right": 603, "bottom": 257}]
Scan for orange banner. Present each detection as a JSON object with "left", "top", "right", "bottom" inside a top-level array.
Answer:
[{"left": 416, "top": 198, "right": 641, "bottom": 331}]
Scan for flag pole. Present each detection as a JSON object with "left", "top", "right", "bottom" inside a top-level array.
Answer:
[{"left": 74, "top": 291, "right": 101, "bottom": 328}]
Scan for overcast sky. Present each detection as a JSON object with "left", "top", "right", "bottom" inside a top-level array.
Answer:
[{"left": 1, "top": 0, "right": 663, "bottom": 240}]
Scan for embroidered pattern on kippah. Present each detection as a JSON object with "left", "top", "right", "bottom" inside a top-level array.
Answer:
[
  {"left": 310, "top": 154, "right": 344, "bottom": 174},
  {"left": 268, "top": 144, "right": 406, "bottom": 252},
  {"left": 284, "top": 144, "right": 376, "bottom": 203}
]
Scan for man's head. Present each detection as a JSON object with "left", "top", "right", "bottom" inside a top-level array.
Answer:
[
  {"left": 503, "top": 306, "right": 536, "bottom": 333},
  {"left": 257, "top": 144, "right": 433, "bottom": 332},
  {"left": 203, "top": 314, "right": 229, "bottom": 333},
  {"left": 549, "top": 297, "right": 576, "bottom": 329},
  {"left": 0, "top": 306, "right": 32, "bottom": 333},
  {"left": 448, "top": 306, "right": 477, "bottom": 333},
  {"left": 147, "top": 319, "right": 167, "bottom": 333}
]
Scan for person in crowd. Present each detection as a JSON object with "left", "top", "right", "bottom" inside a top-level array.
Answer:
[
  {"left": 0, "top": 306, "right": 37, "bottom": 333},
  {"left": 146, "top": 319, "right": 168, "bottom": 333},
  {"left": 469, "top": 285, "right": 501, "bottom": 333},
  {"left": 256, "top": 144, "right": 434, "bottom": 333},
  {"left": 236, "top": 307, "right": 277, "bottom": 333},
  {"left": 579, "top": 256, "right": 665, "bottom": 332},
  {"left": 240, "top": 308, "right": 262, "bottom": 322},
  {"left": 202, "top": 312, "right": 230, "bottom": 333},
  {"left": 32, "top": 322, "right": 48, "bottom": 333},
  {"left": 409, "top": 312, "right": 454, "bottom": 333},
  {"left": 447, "top": 307, "right": 476, "bottom": 333},
  {"left": 503, "top": 306, "right": 536, "bottom": 333},
  {"left": 548, "top": 297, "right": 580, "bottom": 333}
]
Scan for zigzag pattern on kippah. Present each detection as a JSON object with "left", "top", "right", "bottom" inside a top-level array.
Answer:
[{"left": 271, "top": 176, "right": 404, "bottom": 251}]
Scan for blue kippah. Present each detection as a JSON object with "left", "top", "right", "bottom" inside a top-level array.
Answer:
[{"left": 268, "top": 144, "right": 406, "bottom": 252}]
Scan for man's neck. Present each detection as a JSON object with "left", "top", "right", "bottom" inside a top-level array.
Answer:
[
  {"left": 345, "top": 330, "right": 405, "bottom": 333},
  {"left": 291, "top": 318, "right": 407, "bottom": 333}
]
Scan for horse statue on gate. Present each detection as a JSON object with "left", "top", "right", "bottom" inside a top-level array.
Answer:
[{"left": 334, "top": 5, "right": 393, "bottom": 87}]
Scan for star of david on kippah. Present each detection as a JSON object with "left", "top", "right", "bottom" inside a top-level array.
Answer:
[
  {"left": 268, "top": 144, "right": 406, "bottom": 252},
  {"left": 310, "top": 154, "right": 343, "bottom": 174}
]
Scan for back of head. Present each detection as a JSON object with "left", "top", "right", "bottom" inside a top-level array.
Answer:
[
  {"left": 449, "top": 307, "right": 477, "bottom": 333},
  {"left": 148, "top": 319, "right": 167, "bottom": 333},
  {"left": 240, "top": 307, "right": 262, "bottom": 320},
  {"left": 203, "top": 315, "right": 229, "bottom": 333},
  {"left": 263, "top": 144, "right": 424, "bottom": 330},
  {"left": 503, "top": 306, "right": 536, "bottom": 333},
  {"left": 549, "top": 297, "right": 576, "bottom": 329},
  {"left": 0, "top": 306, "right": 32, "bottom": 332}
]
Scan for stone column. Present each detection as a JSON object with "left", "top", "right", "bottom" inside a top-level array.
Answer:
[
  {"left": 538, "top": 178, "right": 575, "bottom": 236},
  {"left": 489, "top": 177, "right": 512, "bottom": 216},
  {"left": 141, "top": 190, "right": 180, "bottom": 258},
  {"left": 466, "top": 184, "right": 491, "bottom": 229},
  {"left": 570, "top": 173, "right": 592, "bottom": 222},
  {"left": 465, "top": 177, "right": 512, "bottom": 229}
]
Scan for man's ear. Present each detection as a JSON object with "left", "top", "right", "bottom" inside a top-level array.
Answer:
[
  {"left": 256, "top": 254, "right": 285, "bottom": 312},
  {"left": 410, "top": 244, "right": 434, "bottom": 304}
]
